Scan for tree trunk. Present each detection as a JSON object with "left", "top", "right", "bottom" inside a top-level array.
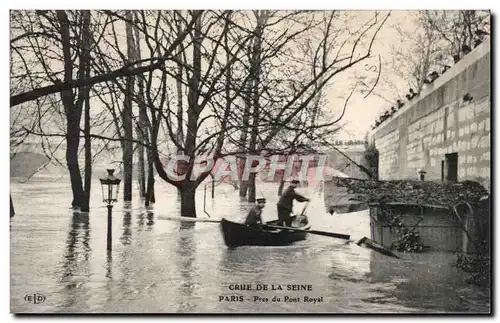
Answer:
[
  {"left": 211, "top": 179, "right": 215, "bottom": 199},
  {"left": 247, "top": 172, "right": 257, "bottom": 202},
  {"left": 10, "top": 194, "right": 15, "bottom": 218},
  {"left": 122, "top": 103, "right": 133, "bottom": 203},
  {"left": 133, "top": 13, "right": 148, "bottom": 201},
  {"left": 122, "top": 11, "right": 135, "bottom": 203},
  {"left": 82, "top": 91, "right": 91, "bottom": 212},
  {"left": 246, "top": 11, "right": 266, "bottom": 203},
  {"left": 178, "top": 11, "right": 202, "bottom": 214},
  {"left": 57, "top": 10, "right": 84, "bottom": 209},
  {"left": 145, "top": 157, "right": 155, "bottom": 206},
  {"left": 238, "top": 75, "right": 252, "bottom": 198},
  {"left": 67, "top": 144, "right": 84, "bottom": 208},
  {"left": 81, "top": 10, "right": 92, "bottom": 212},
  {"left": 175, "top": 13, "right": 185, "bottom": 149},
  {"left": 137, "top": 126, "right": 146, "bottom": 197},
  {"left": 179, "top": 186, "right": 196, "bottom": 218}
]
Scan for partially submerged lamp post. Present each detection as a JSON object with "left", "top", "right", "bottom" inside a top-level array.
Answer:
[{"left": 100, "top": 169, "right": 121, "bottom": 251}]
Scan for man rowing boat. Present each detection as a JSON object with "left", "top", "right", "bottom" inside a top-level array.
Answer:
[{"left": 276, "top": 180, "right": 310, "bottom": 227}]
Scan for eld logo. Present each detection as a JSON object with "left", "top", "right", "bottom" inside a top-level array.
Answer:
[{"left": 24, "top": 293, "right": 46, "bottom": 304}]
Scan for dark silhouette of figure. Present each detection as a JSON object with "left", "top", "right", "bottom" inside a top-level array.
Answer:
[
  {"left": 276, "top": 180, "right": 309, "bottom": 227},
  {"left": 475, "top": 29, "right": 489, "bottom": 37},
  {"left": 245, "top": 198, "right": 266, "bottom": 226},
  {"left": 429, "top": 71, "right": 439, "bottom": 82},
  {"left": 463, "top": 93, "right": 473, "bottom": 103},
  {"left": 462, "top": 44, "right": 471, "bottom": 55}
]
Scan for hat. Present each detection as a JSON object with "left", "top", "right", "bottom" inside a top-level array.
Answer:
[{"left": 257, "top": 198, "right": 267, "bottom": 203}]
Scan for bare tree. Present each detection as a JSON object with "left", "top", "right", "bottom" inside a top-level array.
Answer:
[{"left": 375, "top": 10, "right": 490, "bottom": 103}]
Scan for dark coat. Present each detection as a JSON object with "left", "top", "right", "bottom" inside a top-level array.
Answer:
[
  {"left": 277, "top": 186, "right": 308, "bottom": 211},
  {"left": 244, "top": 206, "right": 263, "bottom": 225}
]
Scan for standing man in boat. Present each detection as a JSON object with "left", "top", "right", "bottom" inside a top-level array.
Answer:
[
  {"left": 276, "top": 180, "right": 310, "bottom": 227},
  {"left": 245, "top": 198, "right": 266, "bottom": 226}
]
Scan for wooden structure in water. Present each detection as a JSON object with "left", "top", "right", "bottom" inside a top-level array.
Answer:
[{"left": 369, "top": 202, "right": 489, "bottom": 253}]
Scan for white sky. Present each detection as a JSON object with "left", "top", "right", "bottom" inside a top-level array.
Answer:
[{"left": 327, "top": 10, "right": 416, "bottom": 141}]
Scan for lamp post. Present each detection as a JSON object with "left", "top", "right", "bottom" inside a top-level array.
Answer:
[{"left": 100, "top": 169, "right": 121, "bottom": 251}]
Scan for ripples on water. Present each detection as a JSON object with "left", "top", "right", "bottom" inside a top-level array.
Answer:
[{"left": 10, "top": 177, "right": 490, "bottom": 313}]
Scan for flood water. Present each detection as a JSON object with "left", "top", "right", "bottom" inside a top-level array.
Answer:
[{"left": 10, "top": 176, "right": 490, "bottom": 313}]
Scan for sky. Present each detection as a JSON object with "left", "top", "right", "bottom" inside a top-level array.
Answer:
[{"left": 325, "top": 10, "right": 412, "bottom": 141}]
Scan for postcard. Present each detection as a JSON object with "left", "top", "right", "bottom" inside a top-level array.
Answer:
[{"left": 10, "top": 9, "right": 491, "bottom": 314}]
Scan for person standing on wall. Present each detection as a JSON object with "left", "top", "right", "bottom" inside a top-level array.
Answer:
[{"left": 276, "top": 180, "right": 310, "bottom": 227}]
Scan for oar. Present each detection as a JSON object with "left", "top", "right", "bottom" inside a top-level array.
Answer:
[
  {"left": 356, "top": 236, "right": 400, "bottom": 259},
  {"left": 299, "top": 201, "right": 310, "bottom": 216},
  {"left": 261, "top": 224, "right": 350, "bottom": 240}
]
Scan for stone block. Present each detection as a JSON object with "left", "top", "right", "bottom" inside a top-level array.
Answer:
[
  {"left": 471, "top": 122, "right": 477, "bottom": 133},
  {"left": 459, "top": 110, "right": 466, "bottom": 122}
]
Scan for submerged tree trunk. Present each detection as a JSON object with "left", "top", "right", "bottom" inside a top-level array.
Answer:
[
  {"left": 81, "top": 10, "right": 92, "bottom": 212},
  {"left": 122, "top": 100, "right": 133, "bottom": 203},
  {"left": 132, "top": 13, "right": 149, "bottom": 203},
  {"left": 137, "top": 126, "right": 146, "bottom": 198},
  {"left": 247, "top": 172, "right": 257, "bottom": 202},
  {"left": 145, "top": 158, "right": 155, "bottom": 206},
  {"left": 179, "top": 186, "right": 196, "bottom": 217},
  {"left": 67, "top": 127, "right": 84, "bottom": 208},
  {"left": 57, "top": 10, "right": 84, "bottom": 209},
  {"left": 178, "top": 11, "right": 202, "bottom": 217},
  {"left": 122, "top": 10, "right": 135, "bottom": 203},
  {"left": 82, "top": 91, "right": 91, "bottom": 212},
  {"left": 246, "top": 11, "right": 267, "bottom": 203},
  {"left": 10, "top": 194, "right": 15, "bottom": 218},
  {"left": 238, "top": 70, "right": 252, "bottom": 198}
]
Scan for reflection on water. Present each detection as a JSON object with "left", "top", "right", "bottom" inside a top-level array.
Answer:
[
  {"left": 121, "top": 211, "right": 132, "bottom": 245},
  {"left": 10, "top": 178, "right": 490, "bottom": 313},
  {"left": 59, "top": 212, "right": 91, "bottom": 311},
  {"left": 176, "top": 222, "right": 197, "bottom": 312},
  {"left": 146, "top": 211, "right": 155, "bottom": 228}
]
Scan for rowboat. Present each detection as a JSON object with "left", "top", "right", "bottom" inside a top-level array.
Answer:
[{"left": 220, "top": 215, "right": 312, "bottom": 248}]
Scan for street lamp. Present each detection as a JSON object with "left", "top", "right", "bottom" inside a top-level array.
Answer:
[{"left": 100, "top": 169, "right": 121, "bottom": 251}]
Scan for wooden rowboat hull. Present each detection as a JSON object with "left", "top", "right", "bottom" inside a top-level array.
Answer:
[{"left": 220, "top": 216, "right": 311, "bottom": 248}]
